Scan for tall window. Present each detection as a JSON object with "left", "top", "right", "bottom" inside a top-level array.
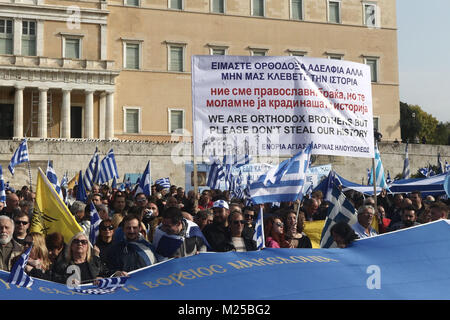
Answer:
[
  {"left": 170, "top": 0, "right": 183, "bottom": 10},
  {"left": 364, "top": 3, "right": 377, "bottom": 27},
  {"left": 64, "top": 38, "right": 81, "bottom": 59},
  {"left": 365, "top": 57, "right": 378, "bottom": 82},
  {"left": 125, "top": 43, "right": 140, "bottom": 69},
  {"left": 22, "top": 20, "right": 36, "bottom": 56},
  {"left": 291, "top": 0, "right": 303, "bottom": 20},
  {"left": 252, "top": 0, "right": 264, "bottom": 17},
  {"left": 0, "top": 19, "right": 13, "bottom": 55},
  {"left": 211, "top": 0, "right": 225, "bottom": 13},
  {"left": 328, "top": 1, "right": 341, "bottom": 23},
  {"left": 169, "top": 109, "right": 184, "bottom": 133},
  {"left": 168, "top": 45, "right": 184, "bottom": 72},
  {"left": 124, "top": 107, "right": 140, "bottom": 134}
]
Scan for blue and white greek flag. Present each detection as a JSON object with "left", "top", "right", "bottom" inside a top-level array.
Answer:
[
  {"left": 8, "top": 139, "right": 29, "bottom": 175},
  {"left": 8, "top": 245, "right": 34, "bottom": 288},
  {"left": 402, "top": 143, "right": 410, "bottom": 179},
  {"left": 155, "top": 177, "right": 171, "bottom": 189},
  {"left": 46, "top": 161, "right": 64, "bottom": 200},
  {"left": 76, "top": 171, "right": 88, "bottom": 203},
  {"left": 0, "top": 165, "right": 6, "bottom": 206},
  {"left": 253, "top": 207, "right": 265, "bottom": 250},
  {"left": 446, "top": 161, "right": 450, "bottom": 173},
  {"left": 369, "top": 144, "right": 389, "bottom": 190},
  {"left": 207, "top": 157, "right": 225, "bottom": 189},
  {"left": 320, "top": 185, "right": 358, "bottom": 248},
  {"left": 83, "top": 148, "right": 100, "bottom": 191},
  {"left": 386, "top": 171, "right": 392, "bottom": 184},
  {"left": 89, "top": 202, "right": 101, "bottom": 245},
  {"left": 249, "top": 143, "right": 312, "bottom": 204},
  {"left": 98, "top": 149, "right": 119, "bottom": 184},
  {"left": 72, "top": 276, "right": 129, "bottom": 295},
  {"left": 135, "top": 161, "right": 151, "bottom": 196}
]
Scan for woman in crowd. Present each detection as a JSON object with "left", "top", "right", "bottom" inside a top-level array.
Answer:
[
  {"left": 53, "top": 232, "right": 108, "bottom": 284},
  {"left": 20, "top": 232, "right": 52, "bottom": 280},
  {"left": 330, "top": 221, "right": 359, "bottom": 248},
  {"left": 284, "top": 210, "right": 312, "bottom": 248},
  {"left": 94, "top": 219, "right": 114, "bottom": 264},
  {"left": 264, "top": 216, "right": 290, "bottom": 248}
]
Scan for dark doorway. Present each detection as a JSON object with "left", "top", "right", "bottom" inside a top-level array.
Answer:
[
  {"left": 71, "top": 106, "right": 82, "bottom": 138},
  {"left": 0, "top": 104, "right": 14, "bottom": 139}
]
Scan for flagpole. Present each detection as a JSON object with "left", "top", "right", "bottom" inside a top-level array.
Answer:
[
  {"left": 27, "top": 160, "right": 33, "bottom": 192},
  {"left": 192, "top": 144, "right": 199, "bottom": 211},
  {"left": 372, "top": 142, "right": 378, "bottom": 224}
]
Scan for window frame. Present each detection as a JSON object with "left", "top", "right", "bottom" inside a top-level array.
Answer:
[
  {"left": 168, "top": 108, "right": 185, "bottom": 134},
  {"left": 124, "top": 0, "right": 140, "bottom": 6},
  {"left": 251, "top": 0, "right": 265, "bottom": 17},
  {"left": 123, "top": 106, "right": 142, "bottom": 134},
  {"left": 168, "top": 0, "right": 184, "bottom": 10},
  {"left": 208, "top": 45, "right": 228, "bottom": 56},
  {"left": 166, "top": 42, "right": 186, "bottom": 72},
  {"left": 364, "top": 56, "right": 379, "bottom": 83},
  {"left": 290, "top": 0, "right": 304, "bottom": 21},
  {"left": 0, "top": 18, "right": 14, "bottom": 55},
  {"left": 211, "top": 0, "right": 226, "bottom": 14},
  {"left": 122, "top": 40, "right": 143, "bottom": 70},
  {"left": 363, "top": 2, "right": 378, "bottom": 27},
  {"left": 327, "top": 0, "right": 341, "bottom": 24},
  {"left": 62, "top": 34, "right": 83, "bottom": 59},
  {"left": 22, "top": 20, "right": 37, "bottom": 56}
]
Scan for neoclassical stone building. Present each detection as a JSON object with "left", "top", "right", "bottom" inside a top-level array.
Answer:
[{"left": 0, "top": 0, "right": 400, "bottom": 142}]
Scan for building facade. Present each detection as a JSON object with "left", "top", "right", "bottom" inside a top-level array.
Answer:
[{"left": 0, "top": 0, "right": 400, "bottom": 142}]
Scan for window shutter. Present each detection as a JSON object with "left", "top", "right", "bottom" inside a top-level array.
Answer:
[
  {"left": 170, "top": 110, "right": 183, "bottom": 132},
  {"left": 126, "top": 109, "right": 139, "bottom": 133},
  {"left": 65, "top": 38, "right": 80, "bottom": 59},
  {"left": 292, "top": 0, "right": 302, "bottom": 20},
  {"left": 126, "top": 43, "right": 139, "bottom": 69},
  {"left": 170, "top": 46, "right": 183, "bottom": 71}
]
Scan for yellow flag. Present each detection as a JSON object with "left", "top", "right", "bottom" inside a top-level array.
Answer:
[
  {"left": 30, "top": 168, "right": 83, "bottom": 244},
  {"left": 303, "top": 220, "right": 326, "bottom": 249},
  {"left": 67, "top": 172, "right": 79, "bottom": 190},
  {"left": 371, "top": 215, "right": 379, "bottom": 233}
]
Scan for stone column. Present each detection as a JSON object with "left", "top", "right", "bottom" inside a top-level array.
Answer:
[
  {"left": 84, "top": 89, "right": 94, "bottom": 139},
  {"left": 99, "top": 92, "right": 106, "bottom": 140},
  {"left": 13, "top": 85, "right": 24, "bottom": 139},
  {"left": 105, "top": 90, "right": 114, "bottom": 140},
  {"left": 61, "top": 89, "right": 71, "bottom": 138},
  {"left": 38, "top": 87, "right": 48, "bottom": 138}
]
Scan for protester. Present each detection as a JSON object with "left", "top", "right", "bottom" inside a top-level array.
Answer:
[
  {"left": 111, "top": 194, "right": 127, "bottom": 229},
  {"left": 202, "top": 200, "right": 232, "bottom": 252},
  {"left": 70, "top": 201, "right": 90, "bottom": 235},
  {"left": 243, "top": 206, "right": 256, "bottom": 231},
  {"left": 94, "top": 218, "right": 114, "bottom": 264},
  {"left": 283, "top": 210, "right": 312, "bottom": 248},
  {"left": 153, "top": 207, "right": 208, "bottom": 258},
  {"left": 12, "top": 211, "right": 30, "bottom": 245},
  {"left": 388, "top": 206, "right": 420, "bottom": 232},
  {"left": 376, "top": 205, "right": 391, "bottom": 234},
  {"left": 410, "top": 191, "right": 426, "bottom": 218},
  {"left": 430, "top": 201, "right": 449, "bottom": 221},
  {"left": 264, "top": 216, "right": 289, "bottom": 248},
  {"left": 22, "top": 232, "right": 51, "bottom": 280},
  {"left": 351, "top": 205, "right": 378, "bottom": 239},
  {"left": 45, "top": 232, "right": 65, "bottom": 265},
  {"left": 226, "top": 210, "right": 257, "bottom": 252},
  {"left": 53, "top": 231, "right": 108, "bottom": 284},
  {"left": 0, "top": 216, "right": 23, "bottom": 271},
  {"left": 330, "top": 221, "right": 359, "bottom": 248},
  {"left": 145, "top": 201, "right": 162, "bottom": 242},
  {"left": 0, "top": 193, "right": 20, "bottom": 218},
  {"left": 194, "top": 210, "right": 213, "bottom": 231},
  {"left": 106, "top": 214, "right": 159, "bottom": 276}
]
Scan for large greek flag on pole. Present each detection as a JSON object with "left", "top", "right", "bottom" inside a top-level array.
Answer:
[
  {"left": 46, "top": 161, "right": 64, "bottom": 201},
  {"left": 369, "top": 143, "right": 389, "bottom": 190},
  {"left": 249, "top": 143, "right": 312, "bottom": 204},
  {"left": 0, "top": 165, "right": 6, "bottom": 206},
  {"left": 8, "top": 139, "right": 29, "bottom": 175},
  {"left": 7, "top": 245, "right": 34, "bottom": 288},
  {"left": 83, "top": 148, "right": 100, "bottom": 191},
  {"left": 320, "top": 184, "right": 358, "bottom": 248},
  {"left": 253, "top": 207, "right": 265, "bottom": 250},
  {"left": 98, "top": 149, "right": 119, "bottom": 184},
  {"left": 89, "top": 202, "right": 101, "bottom": 245},
  {"left": 402, "top": 143, "right": 410, "bottom": 179},
  {"left": 207, "top": 157, "right": 225, "bottom": 189},
  {"left": 135, "top": 161, "right": 151, "bottom": 196}
]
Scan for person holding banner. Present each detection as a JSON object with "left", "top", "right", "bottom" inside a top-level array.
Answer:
[
  {"left": 0, "top": 216, "right": 23, "bottom": 271},
  {"left": 351, "top": 205, "right": 378, "bottom": 239},
  {"left": 264, "top": 216, "right": 289, "bottom": 249},
  {"left": 53, "top": 232, "right": 108, "bottom": 284}
]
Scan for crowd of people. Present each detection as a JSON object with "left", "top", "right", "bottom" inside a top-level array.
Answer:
[{"left": 0, "top": 181, "right": 448, "bottom": 286}]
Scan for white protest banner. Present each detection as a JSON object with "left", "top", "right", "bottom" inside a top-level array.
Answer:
[{"left": 192, "top": 55, "right": 374, "bottom": 160}]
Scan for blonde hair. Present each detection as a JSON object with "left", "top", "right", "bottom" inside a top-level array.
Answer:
[
  {"left": 65, "top": 232, "right": 92, "bottom": 263},
  {"left": 28, "top": 232, "right": 51, "bottom": 271}
]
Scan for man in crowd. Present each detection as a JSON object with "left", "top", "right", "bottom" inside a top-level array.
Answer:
[
  {"left": 352, "top": 205, "right": 378, "bottom": 239},
  {"left": 388, "top": 206, "right": 420, "bottom": 231},
  {"left": 0, "top": 193, "right": 20, "bottom": 218},
  {"left": 12, "top": 212, "right": 30, "bottom": 246},
  {"left": 430, "top": 201, "right": 449, "bottom": 221},
  {"left": 153, "top": 207, "right": 208, "bottom": 258},
  {"left": 202, "top": 200, "right": 231, "bottom": 252},
  {"left": 107, "top": 214, "right": 159, "bottom": 276},
  {"left": 410, "top": 191, "right": 426, "bottom": 219},
  {"left": 0, "top": 216, "right": 23, "bottom": 271}
]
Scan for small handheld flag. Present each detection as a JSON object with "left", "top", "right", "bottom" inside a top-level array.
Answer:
[
  {"left": 253, "top": 207, "right": 265, "bottom": 250},
  {"left": 8, "top": 245, "right": 34, "bottom": 288}
]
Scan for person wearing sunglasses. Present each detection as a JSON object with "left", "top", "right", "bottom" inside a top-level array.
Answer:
[
  {"left": 12, "top": 211, "right": 30, "bottom": 246},
  {"left": 18, "top": 232, "right": 52, "bottom": 280},
  {"left": 226, "top": 211, "right": 257, "bottom": 252},
  {"left": 53, "top": 232, "right": 108, "bottom": 284},
  {"left": 264, "top": 216, "right": 290, "bottom": 248},
  {"left": 95, "top": 219, "right": 115, "bottom": 265}
]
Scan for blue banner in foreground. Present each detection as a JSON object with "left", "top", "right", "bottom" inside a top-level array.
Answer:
[{"left": 1, "top": 220, "right": 450, "bottom": 300}]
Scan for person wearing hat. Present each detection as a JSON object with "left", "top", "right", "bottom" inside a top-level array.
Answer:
[{"left": 202, "top": 200, "right": 231, "bottom": 252}]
